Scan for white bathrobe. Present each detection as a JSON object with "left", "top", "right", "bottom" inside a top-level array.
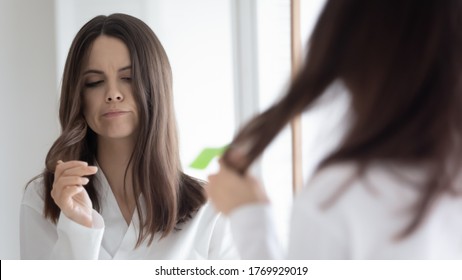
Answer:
[
  {"left": 20, "top": 170, "right": 238, "bottom": 260},
  {"left": 229, "top": 162, "right": 462, "bottom": 259}
]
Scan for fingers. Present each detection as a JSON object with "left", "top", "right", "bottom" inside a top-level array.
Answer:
[
  {"left": 207, "top": 161, "right": 269, "bottom": 215},
  {"left": 51, "top": 185, "right": 85, "bottom": 203},
  {"left": 222, "top": 146, "right": 249, "bottom": 173},
  {"left": 51, "top": 175, "right": 90, "bottom": 201},
  {"left": 216, "top": 158, "right": 234, "bottom": 173},
  {"left": 52, "top": 160, "right": 97, "bottom": 206},
  {"left": 55, "top": 160, "right": 98, "bottom": 178},
  {"left": 58, "top": 176, "right": 90, "bottom": 187},
  {"left": 61, "top": 165, "right": 98, "bottom": 178},
  {"left": 55, "top": 160, "right": 87, "bottom": 176},
  {"left": 209, "top": 158, "right": 245, "bottom": 183}
]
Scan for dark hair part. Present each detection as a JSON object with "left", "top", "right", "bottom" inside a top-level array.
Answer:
[
  {"left": 224, "top": 0, "right": 462, "bottom": 238},
  {"left": 39, "top": 13, "right": 206, "bottom": 244}
]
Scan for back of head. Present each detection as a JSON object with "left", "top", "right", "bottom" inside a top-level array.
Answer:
[
  {"left": 226, "top": 0, "right": 462, "bottom": 172},
  {"left": 317, "top": 0, "right": 462, "bottom": 164},
  {"left": 224, "top": 0, "right": 462, "bottom": 238}
]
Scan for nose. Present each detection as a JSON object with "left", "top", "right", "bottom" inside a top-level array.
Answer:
[
  {"left": 106, "top": 95, "right": 123, "bottom": 102},
  {"left": 105, "top": 85, "right": 124, "bottom": 103}
]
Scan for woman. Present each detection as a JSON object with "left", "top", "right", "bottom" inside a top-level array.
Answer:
[
  {"left": 21, "top": 13, "right": 237, "bottom": 259},
  {"left": 207, "top": 0, "right": 462, "bottom": 259}
]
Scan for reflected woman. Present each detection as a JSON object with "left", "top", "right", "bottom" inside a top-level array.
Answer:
[
  {"left": 208, "top": 0, "right": 462, "bottom": 259},
  {"left": 21, "top": 13, "right": 237, "bottom": 259}
]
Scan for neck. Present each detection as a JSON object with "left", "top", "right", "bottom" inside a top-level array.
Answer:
[
  {"left": 96, "top": 136, "right": 138, "bottom": 225},
  {"left": 97, "top": 136, "right": 135, "bottom": 195}
]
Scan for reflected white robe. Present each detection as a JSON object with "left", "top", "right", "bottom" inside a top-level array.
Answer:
[
  {"left": 20, "top": 171, "right": 238, "bottom": 260},
  {"left": 229, "top": 163, "right": 462, "bottom": 259}
]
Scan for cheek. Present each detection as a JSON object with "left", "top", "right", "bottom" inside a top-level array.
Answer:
[
  {"left": 126, "top": 93, "right": 139, "bottom": 114},
  {"left": 82, "top": 95, "right": 98, "bottom": 120}
]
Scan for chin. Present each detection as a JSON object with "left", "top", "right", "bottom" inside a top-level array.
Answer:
[{"left": 101, "top": 129, "right": 138, "bottom": 140}]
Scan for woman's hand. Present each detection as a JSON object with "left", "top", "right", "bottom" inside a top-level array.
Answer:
[
  {"left": 51, "top": 160, "right": 98, "bottom": 227},
  {"left": 206, "top": 159, "right": 269, "bottom": 215}
]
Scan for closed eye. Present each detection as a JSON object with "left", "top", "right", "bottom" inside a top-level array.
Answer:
[
  {"left": 84, "top": 80, "right": 104, "bottom": 88},
  {"left": 121, "top": 77, "right": 132, "bottom": 82}
]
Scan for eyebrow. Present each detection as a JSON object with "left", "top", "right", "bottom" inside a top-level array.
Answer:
[{"left": 83, "top": 65, "right": 132, "bottom": 75}]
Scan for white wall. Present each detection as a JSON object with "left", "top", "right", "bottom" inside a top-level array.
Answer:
[
  {"left": 143, "top": 0, "right": 235, "bottom": 180},
  {"left": 0, "top": 0, "right": 59, "bottom": 259}
]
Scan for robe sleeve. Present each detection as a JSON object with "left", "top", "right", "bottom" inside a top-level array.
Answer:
[
  {"left": 20, "top": 179, "right": 105, "bottom": 259},
  {"left": 207, "top": 213, "right": 241, "bottom": 259},
  {"left": 228, "top": 204, "right": 284, "bottom": 259}
]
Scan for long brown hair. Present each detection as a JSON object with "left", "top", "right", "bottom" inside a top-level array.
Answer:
[
  {"left": 224, "top": 0, "right": 462, "bottom": 238},
  {"left": 39, "top": 13, "right": 206, "bottom": 245}
]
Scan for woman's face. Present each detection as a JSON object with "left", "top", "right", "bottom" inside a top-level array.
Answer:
[{"left": 82, "top": 35, "right": 139, "bottom": 142}]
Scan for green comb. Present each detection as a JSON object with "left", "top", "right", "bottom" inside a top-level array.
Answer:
[{"left": 189, "top": 146, "right": 228, "bottom": 170}]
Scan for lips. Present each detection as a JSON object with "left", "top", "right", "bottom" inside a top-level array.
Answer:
[{"left": 102, "top": 110, "right": 129, "bottom": 118}]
